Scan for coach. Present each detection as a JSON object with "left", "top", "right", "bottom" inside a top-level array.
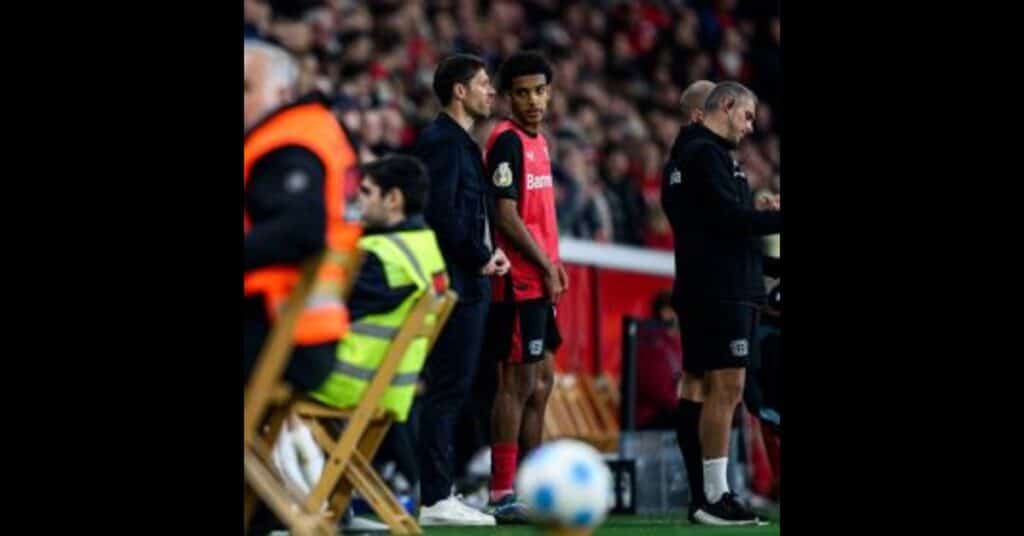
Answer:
[
  {"left": 662, "top": 81, "right": 781, "bottom": 525},
  {"left": 410, "top": 54, "right": 509, "bottom": 526}
]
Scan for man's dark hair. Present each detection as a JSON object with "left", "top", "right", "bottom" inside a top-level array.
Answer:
[
  {"left": 704, "top": 81, "right": 757, "bottom": 113},
  {"left": 497, "top": 51, "right": 553, "bottom": 93},
  {"left": 359, "top": 155, "right": 430, "bottom": 216},
  {"left": 432, "top": 53, "right": 487, "bottom": 106}
]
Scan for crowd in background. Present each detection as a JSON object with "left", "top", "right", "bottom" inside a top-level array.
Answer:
[{"left": 244, "top": 0, "right": 782, "bottom": 250}]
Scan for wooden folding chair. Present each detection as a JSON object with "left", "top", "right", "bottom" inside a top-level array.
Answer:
[
  {"left": 243, "top": 248, "right": 365, "bottom": 536},
  {"left": 251, "top": 284, "right": 452, "bottom": 532},
  {"left": 595, "top": 374, "right": 621, "bottom": 414},
  {"left": 543, "top": 374, "right": 574, "bottom": 440},
  {"left": 542, "top": 374, "right": 619, "bottom": 452},
  {"left": 281, "top": 288, "right": 457, "bottom": 535},
  {"left": 579, "top": 375, "right": 620, "bottom": 452}
]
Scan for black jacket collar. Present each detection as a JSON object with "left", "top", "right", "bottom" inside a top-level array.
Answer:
[
  {"left": 362, "top": 214, "right": 427, "bottom": 236},
  {"left": 435, "top": 112, "right": 480, "bottom": 148},
  {"left": 692, "top": 123, "right": 738, "bottom": 151}
]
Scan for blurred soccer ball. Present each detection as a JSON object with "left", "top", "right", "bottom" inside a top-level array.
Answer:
[{"left": 516, "top": 439, "right": 614, "bottom": 529}]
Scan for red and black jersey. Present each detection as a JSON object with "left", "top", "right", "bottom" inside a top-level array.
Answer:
[{"left": 484, "top": 119, "right": 560, "bottom": 302}]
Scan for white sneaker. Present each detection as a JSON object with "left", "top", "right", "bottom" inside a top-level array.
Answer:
[
  {"left": 418, "top": 495, "right": 496, "bottom": 526},
  {"left": 343, "top": 515, "right": 390, "bottom": 532}
]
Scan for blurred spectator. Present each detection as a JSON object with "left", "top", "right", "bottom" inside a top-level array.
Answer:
[
  {"left": 634, "top": 290, "right": 683, "bottom": 430},
  {"left": 244, "top": 0, "right": 271, "bottom": 38},
  {"left": 601, "top": 147, "right": 646, "bottom": 245},
  {"left": 296, "top": 53, "right": 319, "bottom": 94},
  {"left": 251, "top": 0, "right": 782, "bottom": 248},
  {"left": 266, "top": 0, "right": 317, "bottom": 53},
  {"left": 552, "top": 130, "right": 612, "bottom": 240},
  {"left": 712, "top": 27, "right": 753, "bottom": 84}
]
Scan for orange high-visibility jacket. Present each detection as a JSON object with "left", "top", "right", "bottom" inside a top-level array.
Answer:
[{"left": 244, "top": 99, "right": 360, "bottom": 344}]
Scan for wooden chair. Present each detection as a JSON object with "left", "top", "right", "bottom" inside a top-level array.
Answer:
[
  {"left": 578, "top": 374, "right": 620, "bottom": 452},
  {"left": 243, "top": 248, "right": 364, "bottom": 536},
  {"left": 281, "top": 287, "right": 457, "bottom": 535},
  {"left": 542, "top": 374, "right": 620, "bottom": 453}
]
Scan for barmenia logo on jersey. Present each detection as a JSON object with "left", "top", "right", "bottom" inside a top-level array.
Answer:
[
  {"left": 493, "top": 162, "right": 513, "bottom": 187},
  {"left": 526, "top": 173, "right": 553, "bottom": 190}
]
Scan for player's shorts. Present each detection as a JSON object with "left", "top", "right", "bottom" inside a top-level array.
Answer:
[
  {"left": 484, "top": 298, "right": 562, "bottom": 365},
  {"left": 675, "top": 301, "right": 760, "bottom": 376}
]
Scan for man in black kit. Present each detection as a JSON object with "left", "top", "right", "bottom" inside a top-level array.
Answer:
[{"left": 661, "top": 81, "right": 781, "bottom": 526}]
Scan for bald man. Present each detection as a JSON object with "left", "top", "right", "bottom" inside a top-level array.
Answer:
[
  {"left": 679, "top": 80, "right": 715, "bottom": 126},
  {"left": 662, "top": 79, "right": 715, "bottom": 524}
]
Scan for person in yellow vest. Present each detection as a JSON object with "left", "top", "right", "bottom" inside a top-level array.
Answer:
[
  {"left": 243, "top": 39, "right": 360, "bottom": 391},
  {"left": 273, "top": 154, "right": 447, "bottom": 535},
  {"left": 307, "top": 154, "right": 449, "bottom": 422}
]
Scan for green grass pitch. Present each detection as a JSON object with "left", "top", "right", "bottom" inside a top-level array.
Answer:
[{"left": 348, "top": 513, "right": 781, "bottom": 535}]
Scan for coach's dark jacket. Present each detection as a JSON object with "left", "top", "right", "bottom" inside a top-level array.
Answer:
[
  {"left": 662, "top": 123, "right": 782, "bottom": 307},
  {"left": 411, "top": 112, "right": 492, "bottom": 303}
]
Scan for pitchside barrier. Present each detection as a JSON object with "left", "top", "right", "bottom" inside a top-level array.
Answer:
[{"left": 552, "top": 237, "right": 674, "bottom": 378}]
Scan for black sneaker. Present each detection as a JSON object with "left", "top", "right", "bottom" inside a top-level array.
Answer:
[
  {"left": 693, "top": 492, "right": 760, "bottom": 526},
  {"left": 487, "top": 494, "right": 531, "bottom": 525}
]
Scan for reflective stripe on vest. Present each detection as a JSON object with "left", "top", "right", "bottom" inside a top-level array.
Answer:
[
  {"left": 333, "top": 361, "right": 419, "bottom": 386},
  {"left": 349, "top": 322, "right": 398, "bottom": 339},
  {"left": 383, "top": 234, "right": 427, "bottom": 288}
]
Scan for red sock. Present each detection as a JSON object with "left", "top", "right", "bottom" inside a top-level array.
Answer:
[{"left": 490, "top": 442, "right": 518, "bottom": 502}]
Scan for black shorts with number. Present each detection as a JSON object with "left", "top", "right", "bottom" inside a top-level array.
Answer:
[
  {"left": 675, "top": 301, "right": 760, "bottom": 375},
  {"left": 484, "top": 298, "right": 562, "bottom": 365}
]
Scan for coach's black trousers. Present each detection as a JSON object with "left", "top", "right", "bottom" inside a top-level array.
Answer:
[{"left": 417, "top": 296, "right": 491, "bottom": 507}]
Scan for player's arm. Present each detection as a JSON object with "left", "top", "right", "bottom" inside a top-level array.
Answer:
[
  {"left": 487, "top": 132, "right": 563, "bottom": 297},
  {"left": 687, "top": 144, "right": 782, "bottom": 237}
]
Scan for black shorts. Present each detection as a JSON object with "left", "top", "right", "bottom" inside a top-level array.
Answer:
[
  {"left": 676, "top": 301, "right": 760, "bottom": 376},
  {"left": 484, "top": 298, "right": 562, "bottom": 365}
]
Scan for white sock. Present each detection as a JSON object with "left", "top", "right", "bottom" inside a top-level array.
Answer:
[{"left": 703, "top": 457, "right": 730, "bottom": 504}]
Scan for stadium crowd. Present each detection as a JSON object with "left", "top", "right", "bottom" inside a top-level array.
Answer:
[{"left": 243, "top": 0, "right": 782, "bottom": 250}]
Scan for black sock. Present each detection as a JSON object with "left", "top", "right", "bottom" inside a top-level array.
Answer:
[{"left": 675, "top": 398, "right": 705, "bottom": 509}]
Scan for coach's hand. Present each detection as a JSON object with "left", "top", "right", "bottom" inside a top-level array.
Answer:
[
  {"left": 544, "top": 264, "right": 565, "bottom": 304},
  {"left": 481, "top": 248, "right": 511, "bottom": 276},
  {"left": 492, "top": 248, "right": 510, "bottom": 276},
  {"left": 756, "top": 193, "right": 781, "bottom": 211}
]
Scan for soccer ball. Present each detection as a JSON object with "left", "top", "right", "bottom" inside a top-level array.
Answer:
[{"left": 516, "top": 439, "right": 614, "bottom": 529}]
